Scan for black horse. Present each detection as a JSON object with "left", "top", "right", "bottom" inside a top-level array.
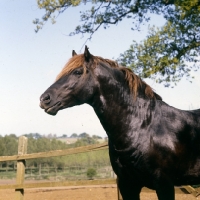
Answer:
[{"left": 40, "top": 46, "right": 200, "bottom": 200}]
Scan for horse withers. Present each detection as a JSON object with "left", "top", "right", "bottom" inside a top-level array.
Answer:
[{"left": 40, "top": 46, "right": 200, "bottom": 200}]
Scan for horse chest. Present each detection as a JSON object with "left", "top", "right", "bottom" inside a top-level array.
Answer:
[{"left": 109, "top": 143, "right": 148, "bottom": 176}]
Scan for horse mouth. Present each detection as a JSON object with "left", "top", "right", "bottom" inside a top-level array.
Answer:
[{"left": 45, "top": 101, "right": 62, "bottom": 115}]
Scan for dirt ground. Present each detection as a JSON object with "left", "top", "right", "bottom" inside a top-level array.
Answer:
[{"left": 0, "top": 184, "right": 199, "bottom": 200}]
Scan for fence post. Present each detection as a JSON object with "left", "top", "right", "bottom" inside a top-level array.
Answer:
[
  {"left": 15, "top": 136, "right": 27, "bottom": 200},
  {"left": 116, "top": 177, "right": 123, "bottom": 200}
]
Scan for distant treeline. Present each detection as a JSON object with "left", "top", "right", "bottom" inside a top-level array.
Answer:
[
  {"left": 0, "top": 133, "right": 110, "bottom": 169},
  {"left": 23, "top": 132, "right": 104, "bottom": 139}
]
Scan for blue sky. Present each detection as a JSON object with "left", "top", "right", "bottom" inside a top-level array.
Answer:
[{"left": 1, "top": 0, "right": 200, "bottom": 137}]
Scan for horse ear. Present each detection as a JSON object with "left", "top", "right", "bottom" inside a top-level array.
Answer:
[
  {"left": 84, "top": 45, "right": 91, "bottom": 62},
  {"left": 72, "top": 50, "right": 77, "bottom": 57}
]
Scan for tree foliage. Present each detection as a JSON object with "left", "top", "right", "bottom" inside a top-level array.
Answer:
[
  {"left": 70, "top": 133, "right": 78, "bottom": 138},
  {"left": 34, "top": 0, "right": 200, "bottom": 86},
  {"left": 0, "top": 135, "right": 18, "bottom": 156},
  {"left": 86, "top": 167, "right": 97, "bottom": 179},
  {"left": 0, "top": 134, "right": 18, "bottom": 168},
  {"left": 118, "top": 1, "right": 200, "bottom": 86},
  {"left": 34, "top": 0, "right": 174, "bottom": 34}
]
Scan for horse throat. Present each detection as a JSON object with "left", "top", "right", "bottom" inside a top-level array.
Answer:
[{"left": 91, "top": 77, "right": 134, "bottom": 138}]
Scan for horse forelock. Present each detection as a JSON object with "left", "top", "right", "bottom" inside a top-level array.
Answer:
[
  {"left": 55, "top": 54, "right": 117, "bottom": 81},
  {"left": 56, "top": 54, "right": 86, "bottom": 81},
  {"left": 55, "top": 53, "right": 162, "bottom": 100}
]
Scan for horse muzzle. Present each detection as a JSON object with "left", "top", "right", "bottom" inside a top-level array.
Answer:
[{"left": 40, "top": 93, "right": 62, "bottom": 115}]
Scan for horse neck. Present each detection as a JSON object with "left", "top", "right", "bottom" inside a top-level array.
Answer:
[{"left": 90, "top": 65, "right": 154, "bottom": 146}]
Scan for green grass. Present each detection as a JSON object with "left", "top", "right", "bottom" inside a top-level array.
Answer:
[
  {"left": 0, "top": 165, "right": 114, "bottom": 181},
  {"left": 0, "top": 171, "right": 16, "bottom": 179}
]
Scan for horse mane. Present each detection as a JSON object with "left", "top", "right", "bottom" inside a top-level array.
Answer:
[
  {"left": 56, "top": 54, "right": 162, "bottom": 100},
  {"left": 56, "top": 54, "right": 85, "bottom": 81}
]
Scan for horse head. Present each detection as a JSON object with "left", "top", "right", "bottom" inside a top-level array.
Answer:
[{"left": 40, "top": 46, "right": 98, "bottom": 115}]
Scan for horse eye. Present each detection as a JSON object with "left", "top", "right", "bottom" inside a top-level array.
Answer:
[{"left": 73, "top": 69, "right": 83, "bottom": 75}]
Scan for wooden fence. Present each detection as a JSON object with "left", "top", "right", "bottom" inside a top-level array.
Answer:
[{"left": 0, "top": 136, "right": 199, "bottom": 200}]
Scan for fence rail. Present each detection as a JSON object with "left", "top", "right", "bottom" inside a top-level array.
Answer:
[
  {"left": 0, "top": 179, "right": 116, "bottom": 190},
  {"left": 0, "top": 136, "right": 199, "bottom": 200}
]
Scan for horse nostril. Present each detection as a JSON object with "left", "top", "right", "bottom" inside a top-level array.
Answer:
[{"left": 41, "top": 94, "right": 51, "bottom": 104}]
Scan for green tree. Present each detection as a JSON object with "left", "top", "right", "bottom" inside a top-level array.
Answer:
[
  {"left": 86, "top": 168, "right": 97, "bottom": 179},
  {"left": 24, "top": 133, "right": 42, "bottom": 139},
  {"left": 79, "top": 132, "right": 89, "bottom": 138},
  {"left": 61, "top": 134, "right": 68, "bottom": 138},
  {"left": 0, "top": 135, "right": 18, "bottom": 169},
  {"left": 27, "top": 137, "right": 68, "bottom": 168},
  {"left": 70, "top": 133, "right": 78, "bottom": 138},
  {"left": 74, "top": 136, "right": 99, "bottom": 147},
  {"left": 92, "top": 135, "right": 102, "bottom": 139},
  {"left": 0, "top": 135, "right": 18, "bottom": 156},
  {"left": 34, "top": 0, "right": 200, "bottom": 86},
  {"left": 118, "top": 1, "right": 200, "bottom": 86}
]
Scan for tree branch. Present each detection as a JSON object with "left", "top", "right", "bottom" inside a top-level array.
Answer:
[{"left": 102, "top": 7, "right": 138, "bottom": 25}]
